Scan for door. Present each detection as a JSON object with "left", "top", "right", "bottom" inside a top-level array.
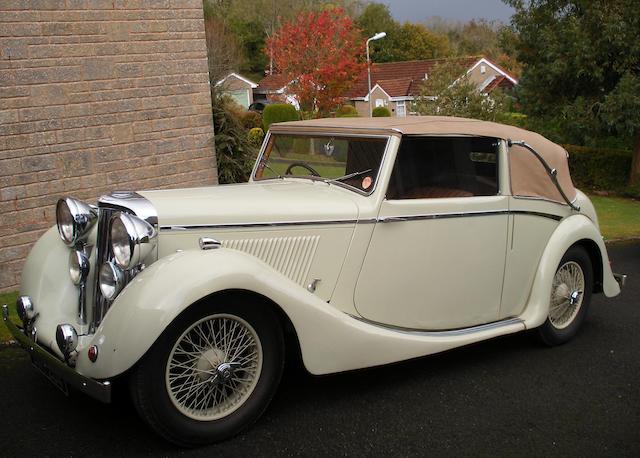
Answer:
[{"left": 354, "top": 136, "right": 509, "bottom": 330}]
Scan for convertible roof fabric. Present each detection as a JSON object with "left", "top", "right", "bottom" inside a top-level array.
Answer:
[{"left": 271, "top": 116, "right": 577, "bottom": 204}]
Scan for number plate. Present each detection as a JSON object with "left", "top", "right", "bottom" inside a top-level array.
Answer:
[{"left": 31, "top": 354, "right": 69, "bottom": 397}]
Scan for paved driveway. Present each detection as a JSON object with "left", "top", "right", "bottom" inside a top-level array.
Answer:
[{"left": 0, "top": 244, "right": 638, "bottom": 456}]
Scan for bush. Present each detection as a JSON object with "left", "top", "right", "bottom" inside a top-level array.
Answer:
[
  {"left": 336, "top": 105, "right": 359, "bottom": 117},
  {"left": 263, "top": 103, "right": 299, "bottom": 131},
  {"left": 566, "top": 144, "right": 632, "bottom": 193},
  {"left": 242, "top": 110, "right": 263, "bottom": 129},
  {"left": 248, "top": 127, "right": 265, "bottom": 146},
  {"left": 372, "top": 106, "right": 391, "bottom": 117},
  {"left": 212, "top": 95, "right": 257, "bottom": 184}
]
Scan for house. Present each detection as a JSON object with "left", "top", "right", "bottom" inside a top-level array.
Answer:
[
  {"left": 215, "top": 73, "right": 258, "bottom": 109},
  {"left": 346, "top": 56, "right": 518, "bottom": 117},
  {"left": 252, "top": 73, "right": 300, "bottom": 109}
]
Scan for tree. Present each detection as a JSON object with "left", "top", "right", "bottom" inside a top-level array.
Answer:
[
  {"left": 504, "top": 0, "right": 640, "bottom": 183},
  {"left": 356, "top": 3, "right": 451, "bottom": 63},
  {"left": 203, "top": 16, "right": 243, "bottom": 87},
  {"left": 414, "top": 61, "right": 509, "bottom": 121},
  {"left": 266, "top": 8, "right": 367, "bottom": 115},
  {"left": 204, "top": 0, "right": 362, "bottom": 78},
  {"left": 392, "top": 22, "right": 451, "bottom": 61}
]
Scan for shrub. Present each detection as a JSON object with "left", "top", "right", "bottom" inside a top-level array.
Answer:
[
  {"left": 242, "top": 110, "right": 263, "bottom": 129},
  {"left": 336, "top": 105, "right": 359, "bottom": 117},
  {"left": 372, "top": 106, "right": 391, "bottom": 117},
  {"left": 263, "top": 103, "right": 299, "bottom": 131},
  {"left": 212, "top": 95, "right": 257, "bottom": 184},
  {"left": 565, "top": 144, "right": 632, "bottom": 193},
  {"left": 248, "top": 127, "right": 265, "bottom": 147}
]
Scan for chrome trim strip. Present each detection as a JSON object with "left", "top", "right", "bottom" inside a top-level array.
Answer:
[
  {"left": 348, "top": 313, "right": 525, "bottom": 336},
  {"left": 511, "top": 210, "right": 563, "bottom": 221},
  {"left": 160, "top": 218, "right": 374, "bottom": 231},
  {"left": 160, "top": 210, "right": 561, "bottom": 232},
  {"left": 379, "top": 209, "right": 562, "bottom": 223}
]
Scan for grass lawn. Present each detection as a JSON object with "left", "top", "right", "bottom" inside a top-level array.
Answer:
[
  {"left": 590, "top": 195, "right": 640, "bottom": 240},
  {"left": 0, "top": 291, "right": 20, "bottom": 343}
]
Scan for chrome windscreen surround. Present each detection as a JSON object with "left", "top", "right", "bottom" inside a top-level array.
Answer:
[{"left": 91, "top": 191, "right": 158, "bottom": 331}]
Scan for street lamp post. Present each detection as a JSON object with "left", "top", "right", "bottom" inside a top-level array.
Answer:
[{"left": 366, "top": 32, "right": 386, "bottom": 117}]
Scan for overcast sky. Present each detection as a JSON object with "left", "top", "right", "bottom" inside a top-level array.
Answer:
[{"left": 382, "top": 0, "right": 515, "bottom": 23}]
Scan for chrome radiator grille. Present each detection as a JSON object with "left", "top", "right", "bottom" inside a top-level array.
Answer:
[
  {"left": 90, "top": 192, "right": 158, "bottom": 331},
  {"left": 91, "top": 205, "right": 118, "bottom": 330}
]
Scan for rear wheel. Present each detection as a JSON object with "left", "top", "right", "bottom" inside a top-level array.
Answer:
[
  {"left": 130, "top": 299, "right": 284, "bottom": 446},
  {"left": 537, "top": 246, "right": 593, "bottom": 346}
]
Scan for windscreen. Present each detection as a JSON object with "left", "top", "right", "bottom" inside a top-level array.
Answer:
[{"left": 254, "top": 134, "right": 388, "bottom": 194}]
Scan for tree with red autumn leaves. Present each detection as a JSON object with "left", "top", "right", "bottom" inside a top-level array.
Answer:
[{"left": 266, "top": 8, "right": 366, "bottom": 116}]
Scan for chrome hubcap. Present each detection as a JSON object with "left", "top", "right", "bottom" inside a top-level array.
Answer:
[
  {"left": 166, "top": 314, "right": 263, "bottom": 421},
  {"left": 549, "top": 261, "right": 585, "bottom": 329}
]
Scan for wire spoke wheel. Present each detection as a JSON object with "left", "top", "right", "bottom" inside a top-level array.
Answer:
[
  {"left": 549, "top": 260, "right": 585, "bottom": 329},
  {"left": 166, "top": 314, "right": 263, "bottom": 421}
]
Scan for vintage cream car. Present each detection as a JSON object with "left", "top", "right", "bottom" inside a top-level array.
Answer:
[{"left": 4, "top": 116, "right": 625, "bottom": 446}]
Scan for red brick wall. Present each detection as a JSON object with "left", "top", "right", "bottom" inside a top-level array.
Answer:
[{"left": 0, "top": 0, "right": 217, "bottom": 292}]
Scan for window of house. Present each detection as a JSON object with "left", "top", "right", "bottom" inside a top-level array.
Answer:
[
  {"left": 386, "top": 136, "right": 499, "bottom": 199},
  {"left": 375, "top": 99, "right": 385, "bottom": 108}
]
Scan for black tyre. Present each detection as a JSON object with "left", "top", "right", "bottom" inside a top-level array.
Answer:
[
  {"left": 537, "top": 245, "right": 593, "bottom": 346},
  {"left": 129, "top": 298, "right": 284, "bottom": 446}
]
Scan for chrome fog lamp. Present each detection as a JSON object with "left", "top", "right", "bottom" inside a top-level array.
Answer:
[
  {"left": 55, "top": 323, "right": 78, "bottom": 361},
  {"left": 16, "top": 296, "right": 35, "bottom": 323},
  {"left": 56, "top": 197, "right": 97, "bottom": 246},
  {"left": 99, "top": 262, "right": 125, "bottom": 301},
  {"left": 69, "top": 250, "right": 90, "bottom": 286},
  {"left": 110, "top": 212, "right": 157, "bottom": 270}
]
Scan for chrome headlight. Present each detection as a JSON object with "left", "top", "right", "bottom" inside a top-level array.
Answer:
[
  {"left": 99, "top": 262, "right": 125, "bottom": 300},
  {"left": 69, "top": 250, "right": 90, "bottom": 286},
  {"left": 56, "top": 197, "right": 97, "bottom": 246},
  {"left": 110, "top": 212, "right": 157, "bottom": 270}
]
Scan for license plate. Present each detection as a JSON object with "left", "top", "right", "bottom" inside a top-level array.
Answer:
[{"left": 31, "top": 355, "right": 69, "bottom": 397}]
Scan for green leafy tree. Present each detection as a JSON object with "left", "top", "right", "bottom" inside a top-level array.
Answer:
[
  {"left": 504, "top": 0, "right": 640, "bottom": 183},
  {"left": 356, "top": 3, "right": 451, "bottom": 62},
  {"left": 415, "top": 61, "right": 508, "bottom": 121}
]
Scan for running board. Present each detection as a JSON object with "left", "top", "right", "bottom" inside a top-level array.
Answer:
[{"left": 348, "top": 315, "right": 526, "bottom": 337}]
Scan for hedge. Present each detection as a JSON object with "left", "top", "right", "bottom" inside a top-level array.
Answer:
[
  {"left": 336, "top": 105, "right": 359, "bottom": 117},
  {"left": 263, "top": 104, "right": 299, "bottom": 131},
  {"left": 565, "top": 144, "right": 632, "bottom": 193},
  {"left": 372, "top": 106, "right": 391, "bottom": 117}
]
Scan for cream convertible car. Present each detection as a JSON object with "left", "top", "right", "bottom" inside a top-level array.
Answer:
[{"left": 4, "top": 117, "right": 625, "bottom": 445}]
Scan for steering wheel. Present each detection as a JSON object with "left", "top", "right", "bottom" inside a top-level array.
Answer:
[{"left": 284, "top": 162, "right": 321, "bottom": 177}]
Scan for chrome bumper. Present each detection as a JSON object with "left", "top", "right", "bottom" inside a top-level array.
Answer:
[
  {"left": 614, "top": 273, "right": 627, "bottom": 288},
  {"left": 2, "top": 304, "right": 111, "bottom": 403}
]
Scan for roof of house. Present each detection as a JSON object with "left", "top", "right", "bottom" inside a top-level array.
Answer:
[
  {"left": 345, "top": 56, "right": 480, "bottom": 99},
  {"left": 254, "top": 73, "right": 290, "bottom": 93},
  {"left": 269, "top": 116, "right": 575, "bottom": 205},
  {"left": 255, "top": 56, "right": 519, "bottom": 99},
  {"left": 215, "top": 72, "right": 258, "bottom": 89}
]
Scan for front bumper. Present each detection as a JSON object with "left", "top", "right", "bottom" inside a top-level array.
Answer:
[{"left": 2, "top": 304, "right": 111, "bottom": 403}]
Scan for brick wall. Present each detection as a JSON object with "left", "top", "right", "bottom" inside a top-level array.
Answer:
[{"left": 0, "top": 0, "right": 217, "bottom": 292}]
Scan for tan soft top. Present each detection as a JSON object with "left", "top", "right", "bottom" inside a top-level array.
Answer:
[{"left": 271, "top": 116, "right": 576, "bottom": 204}]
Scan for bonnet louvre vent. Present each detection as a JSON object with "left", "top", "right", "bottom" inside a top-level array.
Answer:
[{"left": 222, "top": 236, "right": 320, "bottom": 286}]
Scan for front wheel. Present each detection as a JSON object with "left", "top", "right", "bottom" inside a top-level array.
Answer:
[
  {"left": 129, "top": 299, "right": 284, "bottom": 446},
  {"left": 537, "top": 246, "right": 593, "bottom": 346}
]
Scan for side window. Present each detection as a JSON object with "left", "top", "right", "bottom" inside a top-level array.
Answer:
[{"left": 387, "top": 136, "right": 499, "bottom": 199}]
